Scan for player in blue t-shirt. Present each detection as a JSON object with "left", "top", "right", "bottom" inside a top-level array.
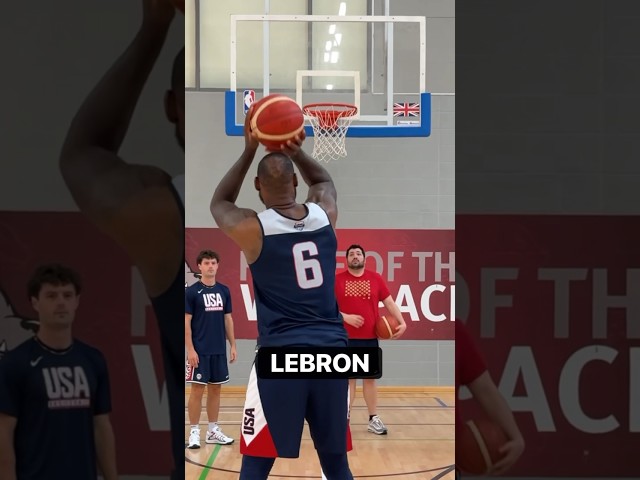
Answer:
[
  {"left": 210, "top": 109, "right": 353, "bottom": 480},
  {"left": 0, "top": 264, "right": 117, "bottom": 480},
  {"left": 185, "top": 250, "right": 236, "bottom": 449}
]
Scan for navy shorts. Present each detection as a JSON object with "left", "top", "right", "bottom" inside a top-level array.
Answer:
[
  {"left": 240, "top": 363, "right": 353, "bottom": 458},
  {"left": 348, "top": 338, "right": 379, "bottom": 349},
  {"left": 185, "top": 354, "right": 229, "bottom": 384},
  {"left": 348, "top": 338, "right": 379, "bottom": 379}
]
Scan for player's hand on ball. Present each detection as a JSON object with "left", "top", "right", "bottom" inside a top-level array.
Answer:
[
  {"left": 392, "top": 322, "right": 407, "bottom": 339},
  {"left": 282, "top": 131, "right": 306, "bottom": 157},
  {"left": 142, "top": 0, "right": 176, "bottom": 29},
  {"left": 187, "top": 350, "right": 199, "bottom": 368},
  {"left": 244, "top": 105, "right": 260, "bottom": 150},
  {"left": 490, "top": 437, "right": 525, "bottom": 475},
  {"left": 344, "top": 314, "right": 364, "bottom": 328}
]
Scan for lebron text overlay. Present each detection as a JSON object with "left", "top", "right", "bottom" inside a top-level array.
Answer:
[{"left": 256, "top": 347, "right": 383, "bottom": 379}]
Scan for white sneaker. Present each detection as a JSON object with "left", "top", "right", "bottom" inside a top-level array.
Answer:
[
  {"left": 188, "top": 428, "right": 201, "bottom": 449},
  {"left": 368, "top": 415, "right": 388, "bottom": 435},
  {"left": 206, "top": 427, "right": 234, "bottom": 445}
]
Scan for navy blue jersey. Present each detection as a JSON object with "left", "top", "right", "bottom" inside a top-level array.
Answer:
[
  {"left": 185, "top": 281, "right": 232, "bottom": 355},
  {"left": 0, "top": 336, "right": 111, "bottom": 480},
  {"left": 250, "top": 202, "right": 347, "bottom": 347}
]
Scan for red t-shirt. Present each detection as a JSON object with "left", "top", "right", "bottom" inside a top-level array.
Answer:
[
  {"left": 455, "top": 320, "right": 487, "bottom": 387},
  {"left": 334, "top": 269, "right": 391, "bottom": 339},
  {"left": 455, "top": 320, "right": 488, "bottom": 426}
]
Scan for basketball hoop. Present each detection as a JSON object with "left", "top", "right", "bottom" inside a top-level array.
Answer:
[{"left": 302, "top": 103, "right": 358, "bottom": 163}]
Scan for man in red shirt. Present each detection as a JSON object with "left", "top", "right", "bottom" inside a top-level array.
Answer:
[
  {"left": 455, "top": 320, "right": 525, "bottom": 476},
  {"left": 335, "top": 244, "right": 406, "bottom": 434}
]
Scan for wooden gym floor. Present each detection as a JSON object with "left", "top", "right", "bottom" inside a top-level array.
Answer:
[{"left": 185, "top": 386, "right": 455, "bottom": 479}]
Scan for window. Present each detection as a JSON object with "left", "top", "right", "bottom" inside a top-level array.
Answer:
[{"left": 186, "top": 0, "right": 368, "bottom": 90}]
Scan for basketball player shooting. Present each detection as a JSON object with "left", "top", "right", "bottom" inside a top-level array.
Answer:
[
  {"left": 210, "top": 107, "right": 354, "bottom": 480},
  {"left": 58, "top": 1, "right": 184, "bottom": 478}
]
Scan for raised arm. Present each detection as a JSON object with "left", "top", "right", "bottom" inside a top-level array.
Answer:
[
  {"left": 282, "top": 135, "right": 338, "bottom": 227},
  {"left": 210, "top": 107, "right": 262, "bottom": 260},
  {"left": 60, "top": 0, "right": 176, "bottom": 216},
  {"left": 58, "top": 0, "right": 182, "bottom": 296}
]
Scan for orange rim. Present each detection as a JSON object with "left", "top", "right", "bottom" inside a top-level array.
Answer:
[{"left": 303, "top": 103, "right": 357, "bottom": 129}]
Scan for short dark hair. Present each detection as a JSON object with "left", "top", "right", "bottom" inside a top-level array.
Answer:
[
  {"left": 197, "top": 250, "right": 220, "bottom": 265},
  {"left": 27, "top": 264, "right": 82, "bottom": 299},
  {"left": 257, "top": 153, "right": 294, "bottom": 187},
  {"left": 346, "top": 244, "right": 365, "bottom": 257}
]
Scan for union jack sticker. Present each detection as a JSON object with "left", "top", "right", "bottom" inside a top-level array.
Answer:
[{"left": 393, "top": 102, "right": 420, "bottom": 117}]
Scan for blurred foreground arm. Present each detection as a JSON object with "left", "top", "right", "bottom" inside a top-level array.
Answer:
[{"left": 468, "top": 372, "right": 525, "bottom": 474}]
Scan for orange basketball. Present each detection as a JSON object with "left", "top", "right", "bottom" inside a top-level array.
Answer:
[
  {"left": 170, "top": 0, "right": 185, "bottom": 13},
  {"left": 250, "top": 94, "right": 305, "bottom": 151},
  {"left": 456, "top": 418, "right": 508, "bottom": 475},
  {"left": 375, "top": 315, "right": 400, "bottom": 339}
]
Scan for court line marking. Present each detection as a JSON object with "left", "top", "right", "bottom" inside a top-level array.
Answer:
[
  {"left": 432, "top": 465, "right": 456, "bottom": 480},
  {"left": 186, "top": 437, "right": 454, "bottom": 444},
  {"left": 187, "top": 422, "right": 453, "bottom": 427},
  {"left": 212, "top": 405, "right": 454, "bottom": 410},
  {"left": 185, "top": 457, "right": 455, "bottom": 478},
  {"left": 185, "top": 420, "right": 455, "bottom": 426},
  {"left": 198, "top": 444, "right": 221, "bottom": 480},
  {"left": 349, "top": 423, "right": 454, "bottom": 426}
]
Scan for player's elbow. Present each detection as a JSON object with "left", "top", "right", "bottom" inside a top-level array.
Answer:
[
  {"left": 59, "top": 118, "right": 90, "bottom": 165},
  {"left": 58, "top": 143, "right": 92, "bottom": 190},
  {"left": 210, "top": 200, "right": 223, "bottom": 225},
  {"left": 210, "top": 198, "right": 233, "bottom": 228}
]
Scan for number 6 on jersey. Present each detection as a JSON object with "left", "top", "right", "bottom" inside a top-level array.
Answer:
[{"left": 293, "top": 241, "right": 324, "bottom": 289}]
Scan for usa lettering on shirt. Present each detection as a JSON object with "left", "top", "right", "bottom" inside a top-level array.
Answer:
[
  {"left": 203, "top": 292, "right": 225, "bottom": 312},
  {"left": 42, "top": 366, "right": 91, "bottom": 409}
]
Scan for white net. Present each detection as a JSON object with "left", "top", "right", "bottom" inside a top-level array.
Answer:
[{"left": 303, "top": 104, "right": 357, "bottom": 163}]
